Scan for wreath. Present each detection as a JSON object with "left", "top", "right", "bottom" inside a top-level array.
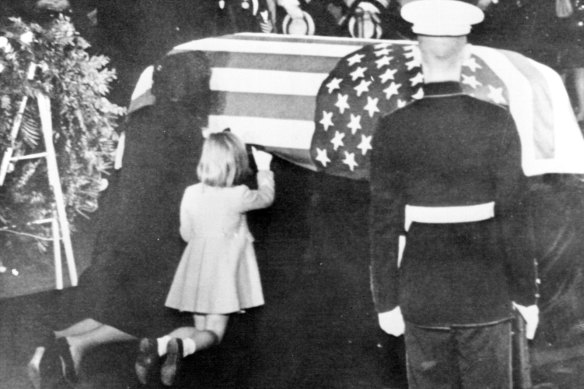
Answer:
[{"left": 0, "top": 15, "right": 125, "bottom": 252}]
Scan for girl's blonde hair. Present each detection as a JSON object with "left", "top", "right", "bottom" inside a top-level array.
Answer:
[{"left": 197, "top": 131, "right": 250, "bottom": 187}]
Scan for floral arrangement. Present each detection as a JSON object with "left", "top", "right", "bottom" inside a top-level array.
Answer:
[{"left": 0, "top": 15, "right": 125, "bottom": 248}]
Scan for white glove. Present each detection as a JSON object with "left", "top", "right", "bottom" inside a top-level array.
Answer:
[
  {"left": 252, "top": 147, "right": 273, "bottom": 171},
  {"left": 513, "top": 303, "right": 539, "bottom": 340},
  {"left": 259, "top": 10, "right": 274, "bottom": 33},
  {"left": 278, "top": 0, "right": 304, "bottom": 19},
  {"left": 378, "top": 307, "right": 405, "bottom": 337}
]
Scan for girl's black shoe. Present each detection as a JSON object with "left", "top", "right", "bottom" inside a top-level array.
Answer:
[
  {"left": 160, "top": 338, "right": 184, "bottom": 387},
  {"left": 135, "top": 338, "right": 160, "bottom": 385}
]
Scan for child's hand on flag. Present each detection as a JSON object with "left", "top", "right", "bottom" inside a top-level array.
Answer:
[{"left": 252, "top": 147, "right": 273, "bottom": 170}]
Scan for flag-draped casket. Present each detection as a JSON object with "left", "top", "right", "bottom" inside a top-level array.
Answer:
[{"left": 128, "top": 33, "right": 584, "bottom": 178}]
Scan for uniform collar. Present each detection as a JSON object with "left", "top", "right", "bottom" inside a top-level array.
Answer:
[{"left": 423, "top": 81, "right": 464, "bottom": 98}]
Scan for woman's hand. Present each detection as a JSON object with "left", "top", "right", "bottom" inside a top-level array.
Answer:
[
  {"left": 378, "top": 307, "right": 405, "bottom": 337},
  {"left": 513, "top": 303, "right": 539, "bottom": 340},
  {"left": 252, "top": 147, "right": 273, "bottom": 171}
]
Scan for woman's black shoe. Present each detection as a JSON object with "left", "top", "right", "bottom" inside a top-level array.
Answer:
[
  {"left": 55, "top": 337, "right": 78, "bottom": 384},
  {"left": 28, "top": 345, "right": 51, "bottom": 389},
  {"left": 135, "top": 338, "right": 160, "bottom": 385},
  {"left": 160, "top": 338, "right": 184, "bottom": 387},
  {"left": 27, "top": 334, "right": 74, "bottom": 389}
]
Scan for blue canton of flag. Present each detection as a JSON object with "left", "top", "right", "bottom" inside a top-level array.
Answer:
[{"left": 310, "top": 44, "right": 508, "bottom": 180}]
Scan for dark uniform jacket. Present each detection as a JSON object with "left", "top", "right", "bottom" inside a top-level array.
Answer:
[{"left": 369, "top": 81, "right": 538, "bottom": 327}]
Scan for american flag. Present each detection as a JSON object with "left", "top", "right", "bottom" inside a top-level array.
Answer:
[{"left": 128, "top": 33, "right": 584, "bottom": 178}]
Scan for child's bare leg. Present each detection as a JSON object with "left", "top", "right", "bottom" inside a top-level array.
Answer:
[
  {"left": 200, "top": 313, "right": 229, "bottom": 347},
  {"left": 160, "top": 314, "right": 229, "bottom": 386},
  {"left": 164, "top": 313, "right": 228, "bottom": 353},
  {"left": 148, "top": 313, "right": 229, "bottom": 359}
]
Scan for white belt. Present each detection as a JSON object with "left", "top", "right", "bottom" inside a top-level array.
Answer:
[
  {"left": 398, "top": 202, "right": 495, "bottom": 267},
  {"left": 404, "top": 202, "right": 495, "bottom": 231}
]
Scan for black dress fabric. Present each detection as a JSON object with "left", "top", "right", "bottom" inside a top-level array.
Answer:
[{"left": 78, "top": 103, "right": 204, "bottom": 337}]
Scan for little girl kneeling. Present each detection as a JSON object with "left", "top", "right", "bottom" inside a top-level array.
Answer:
[{"left": 135, "top": 131, "right": 274, "bottom": 386}]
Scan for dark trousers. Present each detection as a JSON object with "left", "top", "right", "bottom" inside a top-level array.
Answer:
[{"left": 404, "top": 320, "right": 512, "bottom": 389}]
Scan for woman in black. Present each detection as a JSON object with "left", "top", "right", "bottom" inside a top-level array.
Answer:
[{"left": 28, "top": 50, "right": 210, "bottom": 388}]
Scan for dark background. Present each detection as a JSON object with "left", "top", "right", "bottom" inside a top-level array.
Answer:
[{"left": 2, "top": 1, "right": 584, "bottom": 388}]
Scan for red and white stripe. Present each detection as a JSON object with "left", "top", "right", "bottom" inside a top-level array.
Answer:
[{"left": 128, "top": 33, "right": 584, "bottom": 176}]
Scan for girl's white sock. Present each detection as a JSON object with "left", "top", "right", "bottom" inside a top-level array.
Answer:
[
  {"left": 157, "top": 335, "right": 171, "bottom": 356},
  {"left": 182, "top": 338, "right": 197, "bottom": 357}
]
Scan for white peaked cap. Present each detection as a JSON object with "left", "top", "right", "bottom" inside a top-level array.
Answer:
[{"left": 401, "top": 0, "right": 484, "bottom": 36}]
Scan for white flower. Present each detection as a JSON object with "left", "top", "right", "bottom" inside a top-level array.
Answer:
[
  {"left": 20, "top": 31, "right": 34, "bottom": 44},
  {"left": 98, "top": 178, "right": 109, "bottom": 191},
  {"left": 38, "top": 61, "right": 49, "bottom": 73},
  {"left": 0, "top": 36, "right": 8, "bottom": 50},
  {"left": 1, "top": 95, "right": 10, "bottom": 109},
  {"left": 0, "top": 63, "right": 4, "bottom": 73},
  {"left": 3, "top": 42, "right": 14, "bottom": 54}
]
